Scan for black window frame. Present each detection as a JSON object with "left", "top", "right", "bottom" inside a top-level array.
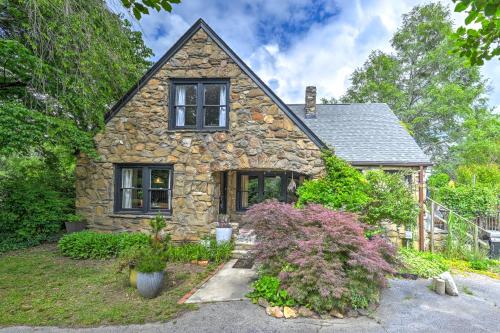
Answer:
[
  {"left": 169, "top": 79, "right": 230, "bottom": 131},
  {"left": 114, "top": 164, "right": 173, "bottom": 215},
  {"left": 236, "top": 171, "right": 307, "bottom": 211}
]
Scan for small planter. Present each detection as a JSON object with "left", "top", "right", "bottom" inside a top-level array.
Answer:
[
  {"left": 216, "top": 227, "right": 232, "bottom": 244},
  {"left": 64, "top": 221, "right": 86, "bottom": 233},
  {"left": 190, "top": 260, "right": 209, "bottom": 267},
  {"left": 197, "top": 260, "right": 209, "bottom": 267},
  {"left": 137, "top": 271, "right": 164, "bottom": 298},
  {"left": 129, "top": 268, "right": 138, "bottom": 288}
]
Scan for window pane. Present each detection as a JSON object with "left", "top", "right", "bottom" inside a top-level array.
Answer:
[
  {"left": 121, "top": 168, "right": 142, "bottom": 188},
  {"left": 151, "top": 169, "right": 169, "bottom": 188},
  {"left": 176, "top": 85, "right": 197, "bottom": 105},
  {"left": 204, "top": 106, "right": 220, "bottom": 126},
  {"left": 263, "top": 176, "right": 282, "bottom": 201},
  {"left": 185, "top": 106, "right": 197, "bottom": 126},
  {"left": 150, "top": 190, "right": 169, "bottom": 209},
  {"left": 121, "top": 168, "right": 142, "bottom": 209},
  {"left": 204, "top": 84, "right": 224, "bottom": 105},
  {"left": 240, "top": 175, "right": 259, "bottom": 208},
  {"left": 121, "top": 189, "right": 144, "bottom": 209}
]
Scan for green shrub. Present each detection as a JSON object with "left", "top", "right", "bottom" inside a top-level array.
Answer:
[
  {"left": 363, "top": 170, "right": 418, "bottom": 228},
  {"left": 469, "top": 259, "right": 490, "bottom": 271},
  {"left": 435, "top": 185, "right": 496, "bottom": 219},
  {"left": 117, "top": 232, "right": 151, "bottom": 252},
  {"left": 247, "top": 276, "right": 295, "bottom": 307},
  {"left": 135, "top": 247, "right": 165, "bottom": 273},
  {"left": 163, "top": 238, "right": 233, "bottom": 264},
  {"left": 297, "top": 152, "right": 418, "bottom": 228},
  {"left": 0, "top": 156, "right": 73, "bottom": 253},
  {"left": 297, "top": 151, "right": 369, "bottom": 212},
  {"left": 58, "top": 231, "right": 150, "bottom": 259},
  {"left": 398, "top": 248, "right": 449, "bottom": 278}
]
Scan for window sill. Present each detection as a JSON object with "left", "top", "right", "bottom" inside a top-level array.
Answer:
[
  {"left": 110, "top": 212, "right": 172, "bottom": 219},
  {"left": 166, "top": 129, "right": 229, "bottom": 133}
]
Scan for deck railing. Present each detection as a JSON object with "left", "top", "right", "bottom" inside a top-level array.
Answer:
[
  {"left": 426, "top": 198, "right": 490, "bottom": 254},
  {"left": 476, "top": 212, "right": 500, "bottom": 232}
]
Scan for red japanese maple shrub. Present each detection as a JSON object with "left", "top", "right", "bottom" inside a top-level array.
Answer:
[{"left": 244, "top": 201, "right": 396, "bottom": 313}]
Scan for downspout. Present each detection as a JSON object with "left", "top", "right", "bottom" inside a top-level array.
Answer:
[{"left": 418, "top": 165, "right": 425, "bottom": 251}]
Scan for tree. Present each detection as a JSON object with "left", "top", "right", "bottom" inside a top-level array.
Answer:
[
  {"left": 451, "top": 0, "right": 500, "bottom": 65},
  {"left": 0, "top": 0, "right": 154, "bottom": 251},
  {"left": 339, "top": 3, "right": 490, "bottom": 162},
  {"left": 120, "top": 0, "right": 181, "bottom": 19},
  {"left": 0, "top": 0, "right": 153, "bottom": 154}
]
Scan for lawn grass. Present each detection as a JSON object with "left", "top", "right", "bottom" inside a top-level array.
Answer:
[{"left": 0, "top": 244, "right": 211, "bottom": 327}]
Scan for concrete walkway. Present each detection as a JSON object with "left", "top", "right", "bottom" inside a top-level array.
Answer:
[
  {"left": 1, "top": 273, "right": 499, "bottom": 333},
  {"left": 185, "top": 259, "right": 257, "bottom": 303}
]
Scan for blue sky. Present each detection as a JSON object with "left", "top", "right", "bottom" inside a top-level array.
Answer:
[{"left": 108, "top": 0, "right": 499, "bottom": 109}]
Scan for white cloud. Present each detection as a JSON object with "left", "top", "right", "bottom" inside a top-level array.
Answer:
[{"left": 107, "top": 0, "right": 499, "bottom": 108}]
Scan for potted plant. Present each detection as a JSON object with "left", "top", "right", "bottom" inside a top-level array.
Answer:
[
  {"left": 136, "top": 248, "right": 166, "bottom": 299},
  {"left": 117, "top": 245, "right": 145, "bottom": 288},
  {"left": 65, "top": 213, "right": 86, "bottom": 233},
  {"left": 215, "top": 214, "right": 232, "bottom": 244}
]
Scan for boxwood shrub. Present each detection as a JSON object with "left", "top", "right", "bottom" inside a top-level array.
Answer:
[{"left": 58, "top": 231, "right": 150, "bottom": 259}]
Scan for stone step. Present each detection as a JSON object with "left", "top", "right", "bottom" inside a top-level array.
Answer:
[
  {"left": 235, "top": 228, "right": 257, "bottom": 244},
  {"left": 234, "top": 241, "right": 256, "bottom": 251},
  {"left": 231, "top": 249, "right": 251, "bottom": 259}
]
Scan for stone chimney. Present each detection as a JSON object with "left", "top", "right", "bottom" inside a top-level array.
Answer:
[{"left": 305, "top": 86, "right": 316, "bottom": 118}]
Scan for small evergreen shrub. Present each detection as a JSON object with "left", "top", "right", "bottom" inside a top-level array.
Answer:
[
  {"left": 247, "top": 276, "right": 295, "bottom": 307},
  {"left": 245, "top": 202, "right": 396, "bottom": 313},
  {"left": 58, "top": 231, "right": 150, "bottom": 259},
  {"left": 135, "top": 247, "right": 165, "bottom": 273}
]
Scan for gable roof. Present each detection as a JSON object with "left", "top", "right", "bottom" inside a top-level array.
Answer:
[
  {"left": 288, "top": 103, "right": 432, "bottom": 166},
  {"left": 104, "top": 18, "right": 325, "bottom": 149}
]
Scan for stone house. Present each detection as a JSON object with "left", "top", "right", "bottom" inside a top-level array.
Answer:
[{"left": 76, "top": 19, "right": 431, "bottom": 242}]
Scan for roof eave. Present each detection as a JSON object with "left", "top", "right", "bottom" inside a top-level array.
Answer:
[{"left": 349, "top": 161, "right": 433, "bottom": 167}]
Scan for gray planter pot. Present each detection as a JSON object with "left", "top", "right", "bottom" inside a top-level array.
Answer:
[
  {"left": 137, "top": 271, "right": 164, "bottom": 299},
  {"left": 65, "top": 221, "right": 86, "bottom": 233},
  {"left": 216, "top": 227, "right": 232, "bottom": 244}
]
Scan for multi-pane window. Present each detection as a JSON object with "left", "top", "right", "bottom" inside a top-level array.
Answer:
[
  {"left": 115, "top": 165, "right": 172, "bottom": 214},
  {"left": 236, "top": 171, "right": 307, "bottom": 210},
  {"left": 171, "top": 80, "right": 228, "bottom": 130}
]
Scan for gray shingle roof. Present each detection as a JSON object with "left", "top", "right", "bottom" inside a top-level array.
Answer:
[{"left": 288, "top": 103, "right": 431, "bottom": 166}]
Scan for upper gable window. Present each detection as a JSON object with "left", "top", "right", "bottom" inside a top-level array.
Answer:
[{"left": 170, "top": 80, "right": 229, "bottom": 130}]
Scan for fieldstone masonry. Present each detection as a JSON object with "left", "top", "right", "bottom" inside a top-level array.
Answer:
[{"left": 76, "top": 28, "right": 324, "bottom": 240}]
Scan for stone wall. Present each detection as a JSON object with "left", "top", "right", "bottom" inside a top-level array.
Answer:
[
  {"left": 381, "top": 220, "right": 447, "bottom": 252},
  {"left": 76, "top": 28, "right": 323, "bottom": 240}
]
